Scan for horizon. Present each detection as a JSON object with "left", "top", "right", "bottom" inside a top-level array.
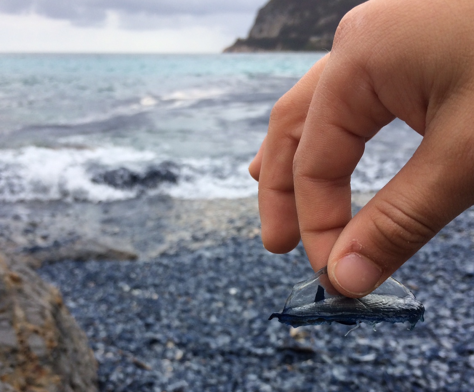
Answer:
[
  {"left": 0, "top": 51, "right": 230, "bottom": 55},
  {"left": 0, "top": 2, "right": 267, "bottom": 54}
]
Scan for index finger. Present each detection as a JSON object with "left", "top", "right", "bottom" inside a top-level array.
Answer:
[{"left": 293, "top": 54, "right": 394, "bottom": 272}]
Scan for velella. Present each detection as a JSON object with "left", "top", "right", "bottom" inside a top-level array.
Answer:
[{"left": 269, "top": 267, "right": 424, "bottom": 334}]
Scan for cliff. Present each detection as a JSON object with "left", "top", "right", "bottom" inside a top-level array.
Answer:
[{"left": 224, "top": 0, "right": 366, "bottom": 52}]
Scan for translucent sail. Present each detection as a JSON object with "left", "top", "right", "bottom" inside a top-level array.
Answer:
[{"left": 269, "top": 267, "right": 425, "bottom": 332}]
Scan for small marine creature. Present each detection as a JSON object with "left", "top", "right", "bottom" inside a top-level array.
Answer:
[{"left": 269, "top": 267, "right": 424, "bottom": 335}]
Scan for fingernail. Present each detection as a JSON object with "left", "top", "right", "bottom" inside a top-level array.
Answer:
[{"left": 334, "top": 253, "right": 382, "bottom": 296}]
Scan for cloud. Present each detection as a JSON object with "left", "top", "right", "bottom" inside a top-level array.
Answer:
[
  {"left": 115, "top": 11, "right": 254, "bottom": 35},
  {"left": 0, "top": 0, "right": 264, "bottom": 28},
  {"left": 0, "top": 12, "right": 242, "bottom": 53},
  {"left": 0, "top": 0, "right": 267, "bottom": 53}
]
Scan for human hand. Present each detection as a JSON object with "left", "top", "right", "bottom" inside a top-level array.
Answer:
[{"left": 249, "top": 0, "right": 474, "bottom": 298}]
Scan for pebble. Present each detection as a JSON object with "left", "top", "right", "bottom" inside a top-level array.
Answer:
[{"left": 37, "top": 207, "right": 474, "bottom": 392}]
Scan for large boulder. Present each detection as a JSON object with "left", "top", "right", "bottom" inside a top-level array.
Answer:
[
  {"left": 0, "top": 255, "right": 97, "bottom": 391},
  {"left": 224, "top": 0, "right": 366, "bottom": 52}
]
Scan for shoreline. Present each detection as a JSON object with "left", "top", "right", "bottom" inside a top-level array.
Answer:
[{"left": 0, "top": 192, "right": 376, "bottom": 267}]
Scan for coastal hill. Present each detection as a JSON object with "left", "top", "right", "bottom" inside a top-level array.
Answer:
[{"left": 224, "top": 0, "right": 366, "bottom": 52}]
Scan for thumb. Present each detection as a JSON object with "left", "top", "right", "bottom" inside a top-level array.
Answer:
[{"left": 327, "top": 121, "right": 474, "bottom": 298}]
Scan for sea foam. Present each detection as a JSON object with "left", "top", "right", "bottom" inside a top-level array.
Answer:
[
  {"left": 0, "top": 146, "right": 258, "bottom": 202},
  {"left": 0, "top": 141, "right": 418, "bottom": 203}
]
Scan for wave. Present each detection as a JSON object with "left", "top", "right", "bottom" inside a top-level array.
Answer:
[
  {"left": 166, "top": 158, "right": 258, "bottom": 199},
  {"left": 0, "top": 146, "right": 258, "bottom": 202},
  {"left": 162, "top": 88, "right": 226, "bottom": 102},
  {"left": 0, "top": 146, "right": 155, "bottom": 202},
  {"left": 0, "top": 133, "right": 417, "bottom": 203},
  {"left": 5, "top": 88, "right": 232, "bottom": 137}
]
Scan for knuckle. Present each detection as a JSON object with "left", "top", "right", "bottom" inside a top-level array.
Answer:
[
  {"left": 332, "top": 2, "right": 380, "bottom": 53},
  {"left": 292, "top": 151, "right": 305, "bottom": 179},
  {"left": 370, "top": 198, "right": 437, "bottom": 257},
  {"left": 333, "top": 4, "right": 366, "bottom": 50},
  {"left": 293, "top": 147, "right": 351, "bottom": 186},
  {"left": 269, "top": 95, "right": 292, "bottom": 124},
  {"left": 269, "top": 94, "right": 302, "bottom": 146}
]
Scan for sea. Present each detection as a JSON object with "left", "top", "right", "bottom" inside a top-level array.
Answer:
[{"left": 0, "top": 53, "right": 422, "bottom": 203}]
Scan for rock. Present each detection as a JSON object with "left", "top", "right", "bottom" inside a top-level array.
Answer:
[
  {"left": 224, "top": 0, "right": 366, "bottom": 52},
  {"left": 21, "top": 237, "right": 138, "bottom": 264},
  {"left": 0, "top": 255, "right": 98, "bottom": 391},
  {"left": 91, "top": 161, "right": 179, "bottom": 190}
]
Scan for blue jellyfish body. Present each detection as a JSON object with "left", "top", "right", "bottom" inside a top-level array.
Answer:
[{"left": 269, "top": 267, "right": 424, "bottom": 332}]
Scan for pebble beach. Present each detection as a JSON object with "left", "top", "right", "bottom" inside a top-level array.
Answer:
[{"left": 26, "top": 194, "right": 474, "bottom": 391}]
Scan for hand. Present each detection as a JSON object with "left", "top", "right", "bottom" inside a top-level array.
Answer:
[{"left": 249, "top": 0, "right": 474, "bottom": 297}]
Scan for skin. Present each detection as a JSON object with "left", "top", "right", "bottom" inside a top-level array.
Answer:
[{"left": 249, "top": 0, "right": 474, "bottom": 298}]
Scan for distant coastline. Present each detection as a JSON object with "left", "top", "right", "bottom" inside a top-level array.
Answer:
[{"left": 224, "top": 0, "right": 366, "bottom": 53}]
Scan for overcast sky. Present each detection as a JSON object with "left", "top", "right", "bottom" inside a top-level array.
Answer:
[{"left": 0, "top": 0, "right": 267, "bottom": 53}]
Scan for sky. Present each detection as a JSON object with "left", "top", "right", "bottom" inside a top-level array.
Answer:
[{"left": 0, "top": 0, "right": 267, "bottom": 53}]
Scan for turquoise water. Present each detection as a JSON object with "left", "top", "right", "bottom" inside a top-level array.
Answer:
[
  {"left": 0, "top": 53, "right": 420, "bottom": 202},
  {"left": 0, "top": 53, "right": 322, "bottom": 138}
]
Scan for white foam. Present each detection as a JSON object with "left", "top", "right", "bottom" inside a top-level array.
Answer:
[
  {"left": 0, "top": 146, "right": 157, "bottom": 202},
  {"left": 140, "top": 96, "right": 157, "bottom": 107},
  {"left": 162, "top": 88, "right": 225, "bottom": 102},
  {"left": 161, "top": 87, "right": 227, "bottom": 109},
  {"left": 0, "top": 138, "right": 416, "bottom": 203},
  {"left": 165, "top": 158, "right": 258, "bottom": 200},
  {"left": 0, "top": 146, "right": 259, "bottom": 202}
]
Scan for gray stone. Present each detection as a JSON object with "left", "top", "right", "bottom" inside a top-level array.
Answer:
[
  {"left": 26, "top": 237, "right": 138, "bottom": 264},
  {"left": 0, "top": 381, "right": 16, "bottom": 392},
  {"left": 0, "top": 325, "right": 17, "bottom": 348},
  {"left": 27, "top": 333, "right": 47, "bottom": 357}
]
